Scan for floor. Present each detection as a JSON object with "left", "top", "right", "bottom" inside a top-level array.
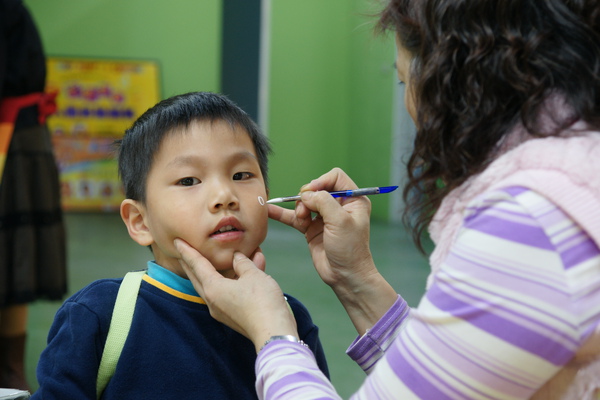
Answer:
[{"left": 26, "top": 212, "right": 432, "bottom": 398}]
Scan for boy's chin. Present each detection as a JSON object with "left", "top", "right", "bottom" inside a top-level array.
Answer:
[
  {"left": 209, "top": 261, "right": 238, "bottom": 279},
  {"left": 209, "top": 251, "right": 253, "bottom": 278},
  {"left": 208, "top": 255, "right": 238, "bottom": 275},
  {"left": 216, "top": 268, "right": 238, "bottom": 279}
]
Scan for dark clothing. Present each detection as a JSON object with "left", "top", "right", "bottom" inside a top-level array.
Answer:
[
  {"left": 33, "top": 275, "right": 329, "bottom": 399},
  {"left": 0, "top": 0, "right": 67, "bottom": 305},
  {"left": 1, "top": 0, "right": 47, "bottom": 98}
]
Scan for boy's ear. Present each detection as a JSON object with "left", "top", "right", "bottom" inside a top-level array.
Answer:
[{"left": 120, "top": 199, "right": 154, "bottom": 246}]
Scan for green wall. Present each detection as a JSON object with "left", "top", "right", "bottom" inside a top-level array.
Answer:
[
  {"left": 20, "top": 1, "right": 400, "bottom": 397},
  {"left": 267, "top": 1, "right": 396, "bottom": 220},
  {"left": 24, "top": 0, "right": 221, "bottom": 98},
  {"left": 346, "top": 1, "right": 396, "bottom": 218},
  {"left": 24, "top": 0, "right": 397, "bottom": 220},
  {"left": 267, "top": 1, "right": 351, "bottom": 198}
]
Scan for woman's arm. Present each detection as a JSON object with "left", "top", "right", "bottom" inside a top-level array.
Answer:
[
  {"left": 268, "top": 168, "right": 398, "bottom": 335},
  {"left": 184, "top": 187, "right": 600, "bottom": 399},
  {"left": 259, "top": 187, "right": 600, "bottom": 399},
  {"left": 176, "top": 246, "right": 300, "bottom": 353},
  {"left": 178, "top": 167, "right": 397, "bottom": 343}
]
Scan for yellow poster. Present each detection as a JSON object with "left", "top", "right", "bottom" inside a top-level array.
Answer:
[{"left": 46, "top": 57, "right": 160, "bottom": 211}]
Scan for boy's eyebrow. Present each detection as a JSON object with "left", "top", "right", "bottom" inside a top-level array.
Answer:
[
  {"left": 166, "top": 154, "right": 201, "bottom": 168},
  {"left": 230, "top": 151, "right": 259, "bottom": 162},
  {"left": 166, "top": 151, "right": 258, "bottom": 168}
]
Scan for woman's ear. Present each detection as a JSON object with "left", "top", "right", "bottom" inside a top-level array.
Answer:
[{"left": 120, "top": 199, "right": 154, "bottom": 246}]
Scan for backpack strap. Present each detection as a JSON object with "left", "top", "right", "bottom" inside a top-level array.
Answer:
[{"left": 96, "top": 270, "right": 146, "bottom": 399}]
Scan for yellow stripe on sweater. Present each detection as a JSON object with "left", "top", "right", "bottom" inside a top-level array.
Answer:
[{"left": 142, "top": 274, "right": 206, "bottom": 304}]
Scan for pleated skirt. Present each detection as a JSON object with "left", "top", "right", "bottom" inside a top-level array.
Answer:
[{"left": 0, "top": 123, "right": 67, "bottom": 306}]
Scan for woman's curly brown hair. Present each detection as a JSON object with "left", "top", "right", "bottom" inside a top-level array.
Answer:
[{"left": 377, "top": 0, "right": 600, "bottom": 251}]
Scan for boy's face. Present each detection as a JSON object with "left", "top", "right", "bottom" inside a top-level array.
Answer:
[{"left": 132, "top": 120, "right": 268, "bottom": 278}]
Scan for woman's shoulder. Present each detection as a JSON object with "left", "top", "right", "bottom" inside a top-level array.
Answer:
[
  {"left": 465, "top": 186, "right": 568, "bottom": 234},
  {"left": 464, "top": 186, "right": 600, "bottom": 269},
  {"left": 465, "top": 186, "right": 545, "bottom": 217}
]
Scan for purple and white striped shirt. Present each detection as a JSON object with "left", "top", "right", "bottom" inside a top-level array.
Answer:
[{"left": 255, "top": 187, "right": 600, "bottom": 399}]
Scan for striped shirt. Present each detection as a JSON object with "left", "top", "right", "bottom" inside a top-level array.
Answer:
[{"left": 255, "top": 187, "right": 600, "bottom": 399}]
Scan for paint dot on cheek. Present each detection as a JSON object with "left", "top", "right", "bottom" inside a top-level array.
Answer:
[{"left": 258, "top": 196, "right": 265, "bottom": 206}]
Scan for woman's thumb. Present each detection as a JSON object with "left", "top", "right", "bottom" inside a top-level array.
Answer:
[{"left": 232, "top": 252, "right": 259, "bottom": 276}]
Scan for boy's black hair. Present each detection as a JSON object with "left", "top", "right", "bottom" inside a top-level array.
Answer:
[{"left": 116, "top": 91, "right": 272, "bottom": 203}]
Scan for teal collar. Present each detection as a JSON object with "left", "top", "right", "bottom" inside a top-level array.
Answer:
[{"left": 146, "top": 261, "right": 198, "bottom": 297}]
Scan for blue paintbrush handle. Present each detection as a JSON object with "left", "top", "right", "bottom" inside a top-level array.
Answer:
[{"left": 266, "top": 185, "right": 398, "bottom": 204}]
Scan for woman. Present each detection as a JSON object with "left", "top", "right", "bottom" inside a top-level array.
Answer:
[
  {"left": 0, "top": 0, "right": 67, "bottom": 390},
  {"left": 176, "top": 0, "right": 600, "bottom": 398}
]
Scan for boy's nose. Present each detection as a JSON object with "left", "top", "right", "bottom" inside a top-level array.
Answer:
[
  {"left": 210, "top": 184, "right": 239, "bottom": 211},
  {"left": 213, "top": 199, "right": 238, "bottom": 210}
]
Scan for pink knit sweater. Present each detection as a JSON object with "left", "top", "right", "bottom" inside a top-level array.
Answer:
[{"left": 427, "top": 115, "right": 600, "bottom": 399}]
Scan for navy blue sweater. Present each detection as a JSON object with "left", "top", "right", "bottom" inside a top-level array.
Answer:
[{"left": 33, "top": 268, "right": 329, "bottom": 399}]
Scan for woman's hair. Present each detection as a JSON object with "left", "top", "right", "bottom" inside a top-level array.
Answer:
[{"left": 377, "top": 0, "right": 600, "bottom": 251}]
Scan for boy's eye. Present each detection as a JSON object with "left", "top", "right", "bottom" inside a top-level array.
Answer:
[
  {"left": 233, "top": 172, "right": 253, "bottom": 181},
  {"left": 179, "top": 177, "right": 200, "bottom": 186}
]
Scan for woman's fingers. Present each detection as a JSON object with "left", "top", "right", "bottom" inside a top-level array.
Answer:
[
  {"left": 173, "top": 239, "right": 298, "bottom": 348},
  {"left": 300, "top": 167, "right": 359, "bottom": 193},
  {"left": 300, "top": 190, "right": 347, "bottom": 223},
  {"left": 268, "top": 204, "right": 312, "bottom": 233},
  {"left": 174, "top": 238, "right": 221, "bottom": 298},
  {"left": 250, "top": 247, "right": 266, "bottom": 272},
  {"left": 267, "top": 204, "right": 296, "bottom": 227},
  {"left": 268, "top": 168, "right": 363, "bottom": 234},
  {"left": 232, "top": 252, "right": 261, "bottom": 276},
  {"left": 297, "top": 167, "right": 367, "bottom": 219}
]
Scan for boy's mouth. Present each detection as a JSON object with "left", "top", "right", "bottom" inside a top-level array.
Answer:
[
  {"left": 210, "top": 217, "right": 244, "bottom": 237},
  {"left": 212, "top": 225, "right": 239, "bottom": 235}
]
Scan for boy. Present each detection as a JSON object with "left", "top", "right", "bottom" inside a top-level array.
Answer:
[{"left": 33, "top": 92, "right": 329, "bottom": 399}]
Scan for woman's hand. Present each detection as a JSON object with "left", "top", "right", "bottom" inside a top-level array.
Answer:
[
  {"left": 174, "top": 239, "right": 298, "bottom": 353},
  {"left": 268, "top": 168, "right": 397, "bottom": 334}
]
